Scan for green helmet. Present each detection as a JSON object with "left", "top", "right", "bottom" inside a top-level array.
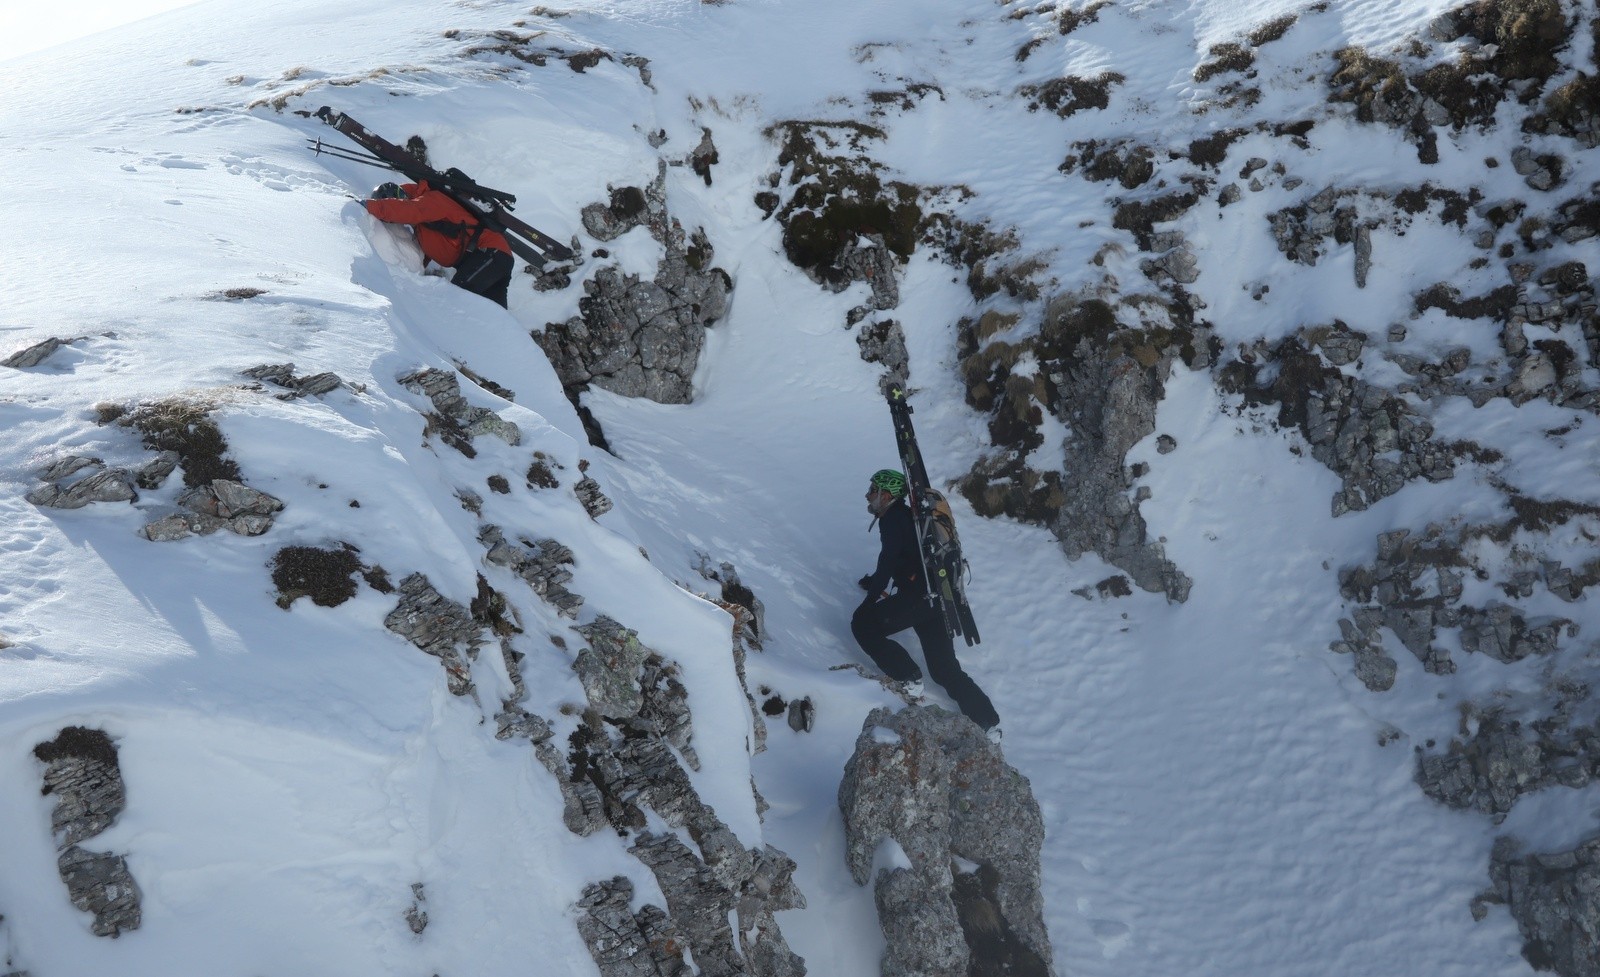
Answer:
[{"left": 869, "top": 469, "right": 907, "bottom": 498}]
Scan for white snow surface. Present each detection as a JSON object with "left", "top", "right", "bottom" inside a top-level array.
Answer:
[{"left": 1, "top": 0, "right": 1596, "bottom": 975}]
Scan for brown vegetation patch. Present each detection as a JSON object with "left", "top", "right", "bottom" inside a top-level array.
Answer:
[
  {"left": 1020, "top": 72, "right": 1125, "bottom": 117},
  {"left": 34, "top": 726, "right": 118, "bottom": 770},
  {"left": 118, "top": 399, "right": 242, "bottom": 488},
  {"left": 1194, "top": 43, "right": 1254, "bottom": 82},
  {"left": 272, "top": 544, "right": 362, "bottom": 609}
]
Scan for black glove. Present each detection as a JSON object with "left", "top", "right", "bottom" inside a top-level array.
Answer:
[
  {"left": 372, "top": 182, "right": 404, "bottom": 200},
  {"left": 859, "top": 575, "right": 874, "bottom": 593}
]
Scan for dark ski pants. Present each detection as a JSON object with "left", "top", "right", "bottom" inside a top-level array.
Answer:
[
  {"left": 452, "top": 249, "right": 513, "bottom": 308},
  {"left": 852, "top": 591, "right": 999, "bottom": 729}
]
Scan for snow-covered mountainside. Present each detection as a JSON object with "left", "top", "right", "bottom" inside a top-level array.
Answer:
[{"left": 3, "top": 0, "right": 1598, "bottom": 974}]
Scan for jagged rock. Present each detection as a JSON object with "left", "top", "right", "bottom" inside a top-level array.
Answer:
[
  {"left": 1417, "top": 707, "right": 1600, "bottom": 818},
  {"left": 575, "top": 475, "right": 613, "bottom": 518},
  {"left": 630, "top": 833, "right": 805, "bottom": 977},
  {"left": 382, "top": 573, "right": 481, "bottom": 696},
  {"left": 1044, "top": 297, "right": 1192, "bottom": 601},
  {"left": 242, "top": 362, "right": 345, "bottom": 399},
  {"left": 34, "top": 728, "right": 141, "bottom": 938},
  {"left": 1458, "top": 601, "right": 1564, "bottom": 663},
  {"left": 576, "top": 877, "right": 692, "bottom": 977},
  {"left": 544, "top": 165, "right": 732, "bottom": 404},
  {"left": 56, "top": 847, "right": 141, "bottom": 938},
  {"left": 2, "top": 336, "right": 76, "bottom": 368},
  {"left": 857, "top": 319, "right": 910, "bottom": 394},
  {"left": 1487, "top": 834, "right": 1600, "bottom": 975},
  {"left": 1353, "top": 225, "right": 1373, "bottom": 287},
  {"left": 787, "top": 697, "right": 814, "bottom": 733},
  {"left": 582, "top": 185, "right": 653, "bottom": 241},
  {"left": 839, "top": 706, "right": 1051, "bottom": 977},
  {"left": 147, "top": 478, "right": 284, "bottom": 537},
  {"left": 573, "top": 617, "right": 654, "bottom": 720},
  {"left": 400, "top": 367, "right": 521, "bottom": 447},
  {"left": 480, "top": 525, "right": 583, "bottom": 617},
  {"left": 26, "top": 468, "right": 137, "bottom": 510},
  {"left": 494, "top": 702, "right": 554, "bottom": 743},
  {"left": 1224, "top": 335, "right": 1455, "bottom": 515}
]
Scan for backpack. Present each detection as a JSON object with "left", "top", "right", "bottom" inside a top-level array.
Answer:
[{"left": 911, "top": 487, "right": 975, "bottom": 634}]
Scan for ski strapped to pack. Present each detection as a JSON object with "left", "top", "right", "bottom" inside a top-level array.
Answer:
[
  {"left": 885, "top": 385, "right": 982, "bottom": 646},
  {"left": 308, "top": 107, "right": 575, "bottom": 269}
]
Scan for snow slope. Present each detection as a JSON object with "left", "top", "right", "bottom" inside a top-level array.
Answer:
[{"left": 2, "top": 0, "right": 1597, "bottom": 974}]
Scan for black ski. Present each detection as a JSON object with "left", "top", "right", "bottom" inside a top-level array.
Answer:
[
  {"left": 885, "top": 385, "right": 981, "bottom": 646},
  {"left": 310, "top": 107, "right": 575, "bottom": 268}
]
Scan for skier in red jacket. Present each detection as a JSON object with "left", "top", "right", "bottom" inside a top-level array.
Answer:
[{"left": 364, "top": 181, "right": 514, "bottom": 307}]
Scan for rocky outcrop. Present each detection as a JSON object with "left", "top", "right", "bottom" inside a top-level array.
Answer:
[
  {"left": 33, "top": 727, "right": 141, "bottom": 938},
  {"left": 856, "top": 318, "right": 910, "bottom": 394},
  {"left": 1418, "top": 707, "right": 1600, "bottom": 818},
  {"left": 1484, "top": 834, "right": 1600, "bottom": 976},
  {"left": 399, "top": 367, "right": 522, "bottom": 453},
  {"left": 563, "top": 615, "right": 807, "bottom": 977},
  {"left": 480, "top": 525, "right": 583, "bottom": 618},
  {"left": 26, "top": 467, "right": 137, "bottom": 510},
  {"left": 577, "top": 877, "right": 692, "bottom": 977},
  {"left": 1334, "top": 526, "right": 1569, "bottom": 689},
  {"left": 839, "top": 706, "right": 1051, "bottom": 977},
  {"left": 3, "top": 336, "right": 78, "bottom": 369},
  {"left": 143, "top": 479, "right": 286, "bottom": 540},
  {"left": 383, "top": 573, "right": 484, "bottom": 697},
  {"left": 1036, "top": 296, "right": 1195, "bottom": 602},
  {"left": 1222, "top": 333, "right": 1459, "bottom": 516},
  {"left": 242, "top": 362, "right": 346, "bottom": 400},
  {"left": 540, "top": 164, "right": 732, "bottom": 404}
]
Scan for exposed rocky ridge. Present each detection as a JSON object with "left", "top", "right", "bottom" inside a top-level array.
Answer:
[
  {"left": 954, "top": 293, "right": 1199, "bottom": 602},
  {"left": 555, "top": 615, "right": 806, "bottom": 977},
  {"left": 538, "top": 162, "right": 733, "bottom": 406},
  {"left": 33, "top": 727, "right": 141, "bottom": 938},
  {"left": 839, "top": 706, "right": 1050, "bottom": 977},
  {"left": 1485, "top": 835, "right": 1600, "bottom": 976}
]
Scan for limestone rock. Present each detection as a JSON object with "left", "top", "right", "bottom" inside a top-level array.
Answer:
[
  {"left": 576, "top": 877, "right": 692, "bottom": 977},
  {"left": 33, "top": 727, "right": 141, "bottom": 938},
  {"left": 399, "top": 367, "right": 521, "bottom": 447},
  {"left": 242, "top": 362, "right": 346, "bottom": 399},
  {"left": 856, "top": 319, "right": 910, "bottom": 395},
  {"left": 2, "top": 336, "right": 76, "bottom": 369},
  {"left": 480, "top": 525, "right": 583, "bottom": 617},
  {"left": 575, "top": 474, "right": 614, "bottom": 519},
  {"left": 839, "top": 706, "right": 1051, "bottom": 977},
  {"left": 543, "top": 164, "right": 732, "bottom": 404},
  {"left": 26, "top": 468, "right": 137, "bottom": 510},
  {"left": 382, "top": 573, "right": 482, "bottom": 696},
  {"left": 573, "top": 617, "right": 654, "bottom": 720},
  {"left": 1487, "top": 835, "right": 1600, "bottom": 976},
  {"left": 1417, "top": 707, "right": 1599, "bottom": 818}
]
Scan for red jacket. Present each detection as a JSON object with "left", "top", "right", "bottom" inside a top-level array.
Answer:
[{"left": 364, "top": 181, "right": 511, "bottom": 267}]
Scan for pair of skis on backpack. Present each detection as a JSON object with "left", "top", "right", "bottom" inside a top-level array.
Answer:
[
  {"left": 308, "top": 107, "right": 574, "bottom": 271},
  {"left": 885, "top": 384, "right": 981, "bottom": 647}
]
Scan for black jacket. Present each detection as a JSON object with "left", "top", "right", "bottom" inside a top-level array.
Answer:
[{"left": 864, "top": 499, "right": 921, "bottom": 596}]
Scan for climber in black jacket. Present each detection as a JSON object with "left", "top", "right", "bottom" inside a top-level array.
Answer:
[{"left": 851, "top": 469, "right": 999, "bottom": 733}]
